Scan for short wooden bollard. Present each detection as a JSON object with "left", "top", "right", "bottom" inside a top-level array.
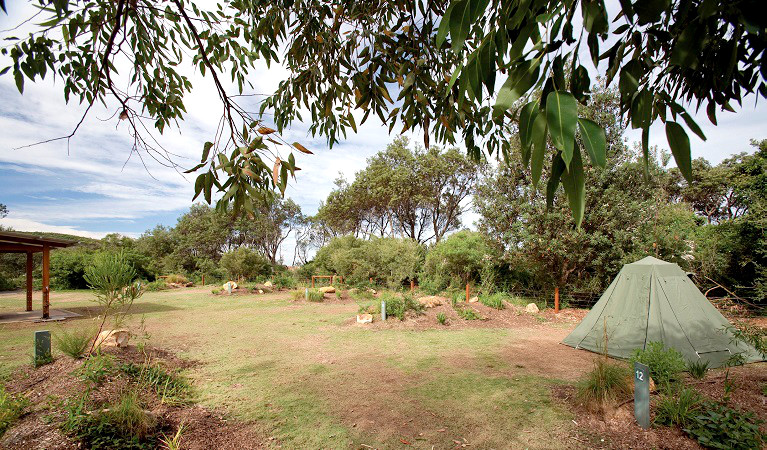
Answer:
[
  {"left": 410, "top": 280, "right": 415, "bottom": 293},
  {"left": 554, "top": 286, "right": 560, "bottom": 313},
  {"left": 465, "top": 283, "right": 469, "bottom": 302},
  {"left": 202, "top": 274, "right": 205, "bottom": 286}
]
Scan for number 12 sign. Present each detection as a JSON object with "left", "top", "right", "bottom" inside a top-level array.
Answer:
[{"left": 634, "top": 361, "right": 650, "bottom": 429}]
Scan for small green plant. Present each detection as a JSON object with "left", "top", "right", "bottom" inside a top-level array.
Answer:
[
  {"left": 630, "top": 342, "right": 685, "bottom": 388},
  {"left": 375, "top": 293, "right": 424, "bottom": 320},
  {"left": 119, "top": 361, "right": 192, "bottom": 406},
  {"left": 654, "top": 386, "right": 703, "bottom": 427},
  {"left": 576, "top": 358, "right": 631, "bottom": 409},
  {"left": 307, "top": 289, "right": 324, "bottom": 302},
  {"left": 683, "top": 400, "right": 765, "bottom": 449},
  {"left": 160, "top": 422, "right": 185, "bottom": 450},
  {"left": 84, "top": 251, "right": 144, "bottom": 355},
  {"left": 54, "top": 327, "right": 93, "bottom": 359},
  {"left": 479, "top": 293, "right": 505, "bottom": 310},
  {"left": 686, "top": 359, "right": 709, "bottom": 379},
  {"left": 455, "top": 306, "right": 480, "bottom": 320},
  {"left": 273, "top": 274, "right": 297, "bottom": 289},
  {"left": 143, "top": 280, "right": 167, "bottom": 292},
  {"left": 436, "top": 312, "right": 447, "bottom": 325},
  {"left": 62, "top": 390, "right": 158, "bottom": 449},
  {"left": 1, "top": 386, "right": 28, "bottom": 437},
  {"left": 211, "top": 288, "right": 221, "bottom": 294},
  {"left": 78, "top": 353, "right": 114, "bottom": 385}
]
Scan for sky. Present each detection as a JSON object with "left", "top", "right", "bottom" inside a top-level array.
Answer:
[{"left": 1, "top": 4, "right": 765, "bottom": 263}]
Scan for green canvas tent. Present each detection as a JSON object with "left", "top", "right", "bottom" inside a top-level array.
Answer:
[{"left": 562, "top": 256, "right": 763, "bottom": 368}]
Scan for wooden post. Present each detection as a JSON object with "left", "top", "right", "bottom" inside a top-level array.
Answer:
[
  {"left": 26, "top": 252, "right": 33, "bottom": 311},
  {"left": 465, "top": 283, "right": 469, "bottom": 302},
  {"left": 202, "top": 274, "right": 205, "bottom": 286},
  {"left": 554, "top": 286, "right": 560, "bottom": 313},
  {"left": 42, "top": 245, "right": 50, "bottom": 319},
  {"left": 311, "top": 276, "right": 315, "bottom": 288},
  {"left": 410, "top": 279, "right": 415, "bottom": 293}
]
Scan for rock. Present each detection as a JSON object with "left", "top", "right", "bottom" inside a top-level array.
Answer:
[
  {"left": 368, "top": 288, "right": 377, "bottom": 295},
  {"left": 417, "top": 296, "right": 447, "bottom": 308},
  {"left": 356, "top": 314, "right": 373, "bottom": 324},
  {"left": 649, "top": 377, "right": 657, "bottom": 393},
  {"left": 319, "top": 286, "right": 336, "bottom": 294},
  {"left": 525, "top": 303, "right": 539, "bottom": 313},
  {"left": 468, "top": 296, "right": 479, "bottom": 303},
  {"left": 95, "top": 329, "right": 131, "bottom": 348},
  {"left": 257, "top": 289, "right": 264, "bottom": 294},
  {"left": 184, "top": 282, "right": 194, "bottom": 287},
  {"left": 264, "top": 281, "right": 273, "bottom": 287}
]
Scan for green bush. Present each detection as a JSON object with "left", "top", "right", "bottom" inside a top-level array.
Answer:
[
  {"left": 54, "top": 327, "right": 93, "bottom": 359},
  {"left": 686, "top": 360, "right": 709, "bottom": 379},
  {"left": 455, "top": 306, "right": 480, "bottom": 320},
  {"left": 1, "top": 386, "right": 28, "bottom": 437},
  {"left": 62, "top": 391, "right": 157, "bottom": 449},
  {"left": 576, "top": 359, "right": 631, "bottom": 409},
  {"left": 163, "top": 274, "right": 188, "bottom": 284},
  {"left": 436, "top": 312, "right": 447, "bottom": 325},
  {"left": 479, "top": 293, "right": 505, "bottom": 310},
  {"left": 684, "top": 401, "right": 764, "bottom": 449},
  {"left": 375, "top": 293, "right": 424, "bottom": 320},
  {"left": 143, "top": 280, "right": 167, "bottom": 292},
  {"left": 306, "top": 289, "right": 324, "bottom": 302},
  {"left": 654, "top": 386, "right": 703, "bottom": 427},
  {"left": 273, "top": 273, "right": 297, "bottom": 289},
  {"left": 420, "top": 230, "right": 495, "bottom": 292},
  {"left": 313, "top": 236, "right": 424, "bottom": 288},
  {"left": 630, "top": 342, "right": 685, "bottom": 387},
  {"left": 219, "top": 248, "right": 271, "bottom": 281},
  {"left": 51, "top": 246, "right": 96, "bottom": 289}
]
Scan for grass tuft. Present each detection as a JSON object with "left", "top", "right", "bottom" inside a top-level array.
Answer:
[
  {"left": 436, "top": 312, "right": 448, "bottom": 325},
  {"left": 686, "top": 359, "right": 709, "bottom": 379},
  {"left": 576, "top": 359, "right": 631, "bottom": 410},
  {"left": 654, "top": 386, "right": 703, "bottom": 427},
  {"left": 479, "top": 293, "right": 505, "bottom": 310},
  {"left": 54, "top": 327, "right": 93, "bottom": 359}
]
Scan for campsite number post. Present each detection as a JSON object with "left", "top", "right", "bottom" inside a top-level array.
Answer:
[{"left": 634, "top": 362, "right": 650, "bottom": 429}]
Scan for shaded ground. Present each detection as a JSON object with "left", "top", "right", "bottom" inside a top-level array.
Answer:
[{"left": 1, "top": 287, "right": 765, "bottom": 449}]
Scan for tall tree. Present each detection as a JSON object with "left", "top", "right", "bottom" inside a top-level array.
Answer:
[{"left": 315, "top": 137, "right": 481, "bottom": 243}]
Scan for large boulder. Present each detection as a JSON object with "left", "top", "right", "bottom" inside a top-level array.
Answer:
[
  {"left": 525, "top": 303, "right": 540, "bottom": 313},
  {"left": 95, "top": 329, "right": 131, "bottom": 348},
  {"left": 319, "top": 286, "right": 336, "bottom": 294},
  {"left": 417, "top": 296, "right": 447, "bottom": 308}
]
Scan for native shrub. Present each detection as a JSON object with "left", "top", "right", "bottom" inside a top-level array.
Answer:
[{"left": 630, "top": 342, "right": 685, "bottom": 387}]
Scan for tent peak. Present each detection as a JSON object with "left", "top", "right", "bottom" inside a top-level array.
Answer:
[{"left": 629, "top": 256, "right": 674, "bottom": 266}]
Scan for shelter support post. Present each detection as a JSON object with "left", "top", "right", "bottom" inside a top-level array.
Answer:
[
  {"left": 555, "top": 287, "right": 560, "bottom": 313},
  {"left": 42, "top": 245, "right": 50, "bottom": 319},
  {"left": 26, "top": 251, "right": 33, "bottom": 311}
]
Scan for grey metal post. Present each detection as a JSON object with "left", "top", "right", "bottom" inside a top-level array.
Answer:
[{"left": 381, "top": 300, "right": 386, "bottom": 321}]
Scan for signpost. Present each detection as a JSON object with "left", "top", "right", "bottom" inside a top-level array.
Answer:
[
  {"left": 35, "top": 330, "right": 51, "bottom": 366},
  {"left": 634, "top": 361, "right": 650, "bottom": 429}
]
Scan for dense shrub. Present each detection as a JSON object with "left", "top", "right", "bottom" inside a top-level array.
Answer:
[
  {"left": 163, "top": 274, "right": 189, "bottom": 284},
  {"left": 576, "top": 359, "right": 631, "bottom": 409},
  {"left": 630, "top": 342, "right": 686, "bottom": 387},
  {"left": 684, "top": 401, "right": 764, "bottom": 449},
  {"left": 143, "top": 280, "right": 167, "bottom": 292},
  {"left": 219, "top": 247, "right": 271, "bottom": 281},
  {"left": 420, "top": 230, "right": 494, "bottom": 292},
  {"left": 313, "top": 236, "right": 423, "bottom": 288},
  {"left": 51, "top": 247, "right": 95, "bottom": 289},
  {"left": 374, "top": 293, "right": 424, "bottom": 320}
]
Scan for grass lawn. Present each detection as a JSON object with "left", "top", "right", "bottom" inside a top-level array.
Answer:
[{"left": 0, "top": 288, "right": 585, "bottom": 448}]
